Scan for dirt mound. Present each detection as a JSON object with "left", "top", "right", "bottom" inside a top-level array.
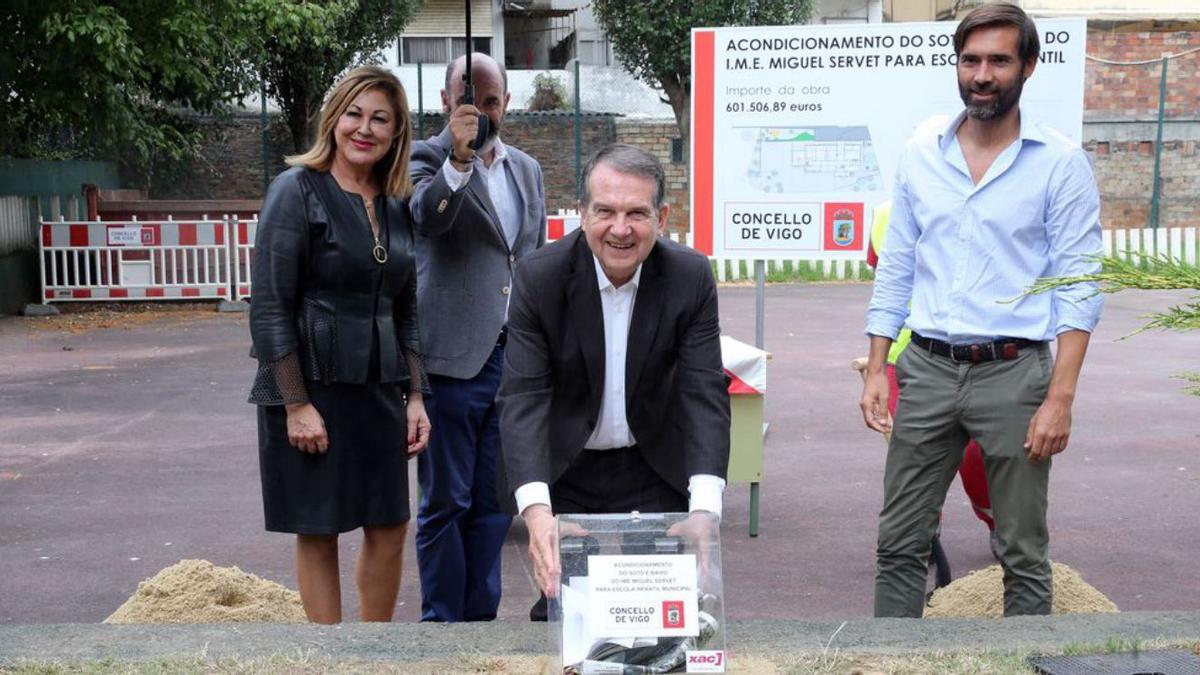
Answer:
[
  {"left": 924, "top": 561, "right": 1118, "bottom": 618},
  {"left": 105, "top": 559, "right": 306, "bottom": 624}
]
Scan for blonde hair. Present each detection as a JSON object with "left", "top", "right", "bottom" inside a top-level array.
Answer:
[{"left": 286, "top": 66, "right": 413, "bottom": 198}]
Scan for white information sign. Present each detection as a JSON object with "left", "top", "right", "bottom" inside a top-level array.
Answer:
[
  {"left": 587, "top": 554, "right": 699, "bottom": 638},
  {"left": 106, "top": 226, "right": 144, "bottom": 246},
  {"left": 690, "top": 19, "right": 1086, "bottom": 259}
]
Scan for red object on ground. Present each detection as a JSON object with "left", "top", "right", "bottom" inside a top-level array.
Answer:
[{"left": 886, "top": 363, "right": 993, "bottom": 531}]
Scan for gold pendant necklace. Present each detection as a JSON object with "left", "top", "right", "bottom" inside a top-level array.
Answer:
[{"left": 363, "top": 198, "right": 388, "bottom": 265}]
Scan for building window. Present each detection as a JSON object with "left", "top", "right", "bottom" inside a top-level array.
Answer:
[
  {"left": 402, "top": 37, "right": 448, "bottom": 64},
  {"left": 452, "top": 37, "right": 492, "bottom": 59},
  {"left": 400, "top": 37, "right": 491, "bottom": 64},
  {"left": 671, "top": 138, "right": 683, "bottom": 164},
  {"left": 578, "top": 38, "right": 612, "bottom": 66}
]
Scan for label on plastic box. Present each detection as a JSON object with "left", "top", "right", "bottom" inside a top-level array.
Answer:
[
  {"left": 587, "top": 554, "right": 699, "bottom": 638},
  {"left": 686, "top": 650, "right": 727, "bottom": 672}
]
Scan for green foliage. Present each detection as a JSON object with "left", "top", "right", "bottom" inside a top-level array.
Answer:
[
  {"left": 1024, "top": 253, "right": 1200, "bottom": 336},
  {"left": 526, "top": 73, "right": 570, "bottom": 111},
  {"left": 708, "top": 259, "right": 873, "bottom": 283},
  {"left": 1025, "top": 252, "right": 1200, "bottom": 397},
  {"left": 257, "top": 0, "right": 421, "bottom": 152},
  {"left": 0, "top": 0, "right": 329, "bottom": 190},
  {"left": 592, "top": 0, "right": 812, "bottom": 90},
  {"left": 592, "top": 0, "right": 813, "bottom": 140}
]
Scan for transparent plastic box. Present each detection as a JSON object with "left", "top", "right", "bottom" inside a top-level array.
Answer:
[{"left": 549, "top": 511, "right": 727, "bottom": 674}]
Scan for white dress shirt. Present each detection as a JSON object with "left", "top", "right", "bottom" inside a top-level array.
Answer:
[
  {"left": 441, "top": 136, "right": 520, "bottom": 248},
  {"left": 515, "top": 256, "right": 726, "bottom": 518}
]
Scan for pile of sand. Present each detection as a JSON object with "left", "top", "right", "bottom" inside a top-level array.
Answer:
[
  {"left": 105, "top": 559, "right": 306, "bottom": 624},
  {"left": 924, "top": 561, "right": 1118, "bottom": 618}
]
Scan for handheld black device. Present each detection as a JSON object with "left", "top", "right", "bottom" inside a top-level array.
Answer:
[{"left": 462, "top": 0, "right": 491, "bottom": 151}]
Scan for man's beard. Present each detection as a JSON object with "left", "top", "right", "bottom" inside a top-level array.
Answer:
[{"left": 960, "top": 76, "right": 1024, "bottom": 120}]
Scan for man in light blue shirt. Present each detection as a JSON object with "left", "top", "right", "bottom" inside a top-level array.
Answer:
[{"left": 860, "top": 2, "right": 1102, "bottom": 617}]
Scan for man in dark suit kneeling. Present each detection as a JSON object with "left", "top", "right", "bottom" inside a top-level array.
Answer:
[{"left": 497, "top": 144, "right": 731, "bottom": 619}]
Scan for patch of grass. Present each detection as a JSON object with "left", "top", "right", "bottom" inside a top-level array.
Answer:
[
  {"left": 1174, "top": 371, "right": 1200, "bottom": 396},
  {"left": 1058, "top": 635, "right": 1199, "bottom": 658},
  {"left": 775, "top": 648, "right": 1032, "bottom": 674},
  {"left": 4, "top": 654, "right": 208, "bottom": 674},
  {"left": 711, "top": 259, "right": 875, "bottom": 284},
  {"left": 1, "top": 653, "right": 551, "bottom": 675}
]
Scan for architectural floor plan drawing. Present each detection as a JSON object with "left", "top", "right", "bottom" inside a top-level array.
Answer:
[{"left": 744, "top": 126, "right": 882, "bottom": 194}]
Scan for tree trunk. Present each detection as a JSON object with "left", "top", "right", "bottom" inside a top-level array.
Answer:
[
  {"left": 284, "top": 97, "right": 309, "bottom": 154},
  {"left": 660, "top": 77, "right": 690, "bottom": 166},
  {"left": 302, "top": 95, "right": 321, "bottom": 150},
  {"left": 283, "top": 84, "right": 321, "bottom": 153}
]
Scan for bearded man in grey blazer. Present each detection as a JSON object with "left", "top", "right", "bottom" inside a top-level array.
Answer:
[{"left": 409, "top": 52, "right": 546, "bottom": 623}]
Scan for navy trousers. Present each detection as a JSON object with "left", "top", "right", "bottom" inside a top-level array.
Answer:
[{"left": 416, "top": 345, "right": 511, "bottom": 621}]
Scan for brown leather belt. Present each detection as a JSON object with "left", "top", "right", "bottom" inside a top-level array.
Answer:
[{"left": 911, "top": 332, "right": 1042, "bottom": 364}]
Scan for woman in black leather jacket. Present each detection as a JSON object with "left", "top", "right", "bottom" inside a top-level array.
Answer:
[{"left": 248, "top": 66, "right": 430, "bottom": 624}]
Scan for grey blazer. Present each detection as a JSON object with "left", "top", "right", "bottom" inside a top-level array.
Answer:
[{"left": 409, "top": 128, "right": 547, "bottom": 379}]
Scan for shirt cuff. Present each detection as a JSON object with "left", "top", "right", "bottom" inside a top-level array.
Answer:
[
  {"left": 1054, "top": 300, "right": 1102, "bottom": 336},
  {"left": 688, "top": 474, "right": 726, "bottom": 519},
  {"left": 515, "top": 481, "right": 551, "bottom": 516},
  {"left": 441, "top": 156, "right": 472, "bottom": 191},
  {"left": 864, "top": 315, "right": 904, "bottom": 341},
  {"left": 1055, "top": 319, "right": 1096, "bottom": 336}
]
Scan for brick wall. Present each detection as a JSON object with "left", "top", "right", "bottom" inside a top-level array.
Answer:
[
  {"left": 150, "top": 113, "right": 293, "bottom": 200},
  {"left": 411, "top": 112, "right": 619, "bottom": 216},
  {"left": 1082, "top": 30, "right": 1200, "bottom": 229},
  {"left": 1085, "top": 31, "right": 1200, "bottom": 121},
  {"left": 160, "top": 112, "right": 619, "bottom": 216},
  {"left": 1087, "top": 138, "right": 1200, "bottom": 230},
  {"left": 615, "top": 120, "right": 689, "bottom": 231}
]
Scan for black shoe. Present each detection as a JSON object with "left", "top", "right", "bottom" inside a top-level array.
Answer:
[{"left": 530, "top": 593, "right": 548, "bottom": 622}]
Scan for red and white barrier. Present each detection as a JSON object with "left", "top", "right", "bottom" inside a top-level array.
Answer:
[
  {"left": 231, "top": 215, "right": 258, "bottom": 301},
  {"left": 547, "top": 210, "right": 581, "bottom": 241},
  {"left": 39, "top": 217, "right": 233, "bottom": 302}
]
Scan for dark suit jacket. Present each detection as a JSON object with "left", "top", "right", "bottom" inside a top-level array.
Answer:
[
  {"left": 409, "top": 128, "right": 546, "bottom": 380},
  {"left": 497, "top": 230, "right": 731, "bottom": 501}
]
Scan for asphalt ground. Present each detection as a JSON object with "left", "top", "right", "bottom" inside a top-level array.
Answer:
[{"left": 0, "top": 284, "right": 1197, "bottom": 626}]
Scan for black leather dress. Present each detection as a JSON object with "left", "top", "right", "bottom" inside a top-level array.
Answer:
[{"left": 248, "top": 167, "right": 426, "bottom": 534}]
